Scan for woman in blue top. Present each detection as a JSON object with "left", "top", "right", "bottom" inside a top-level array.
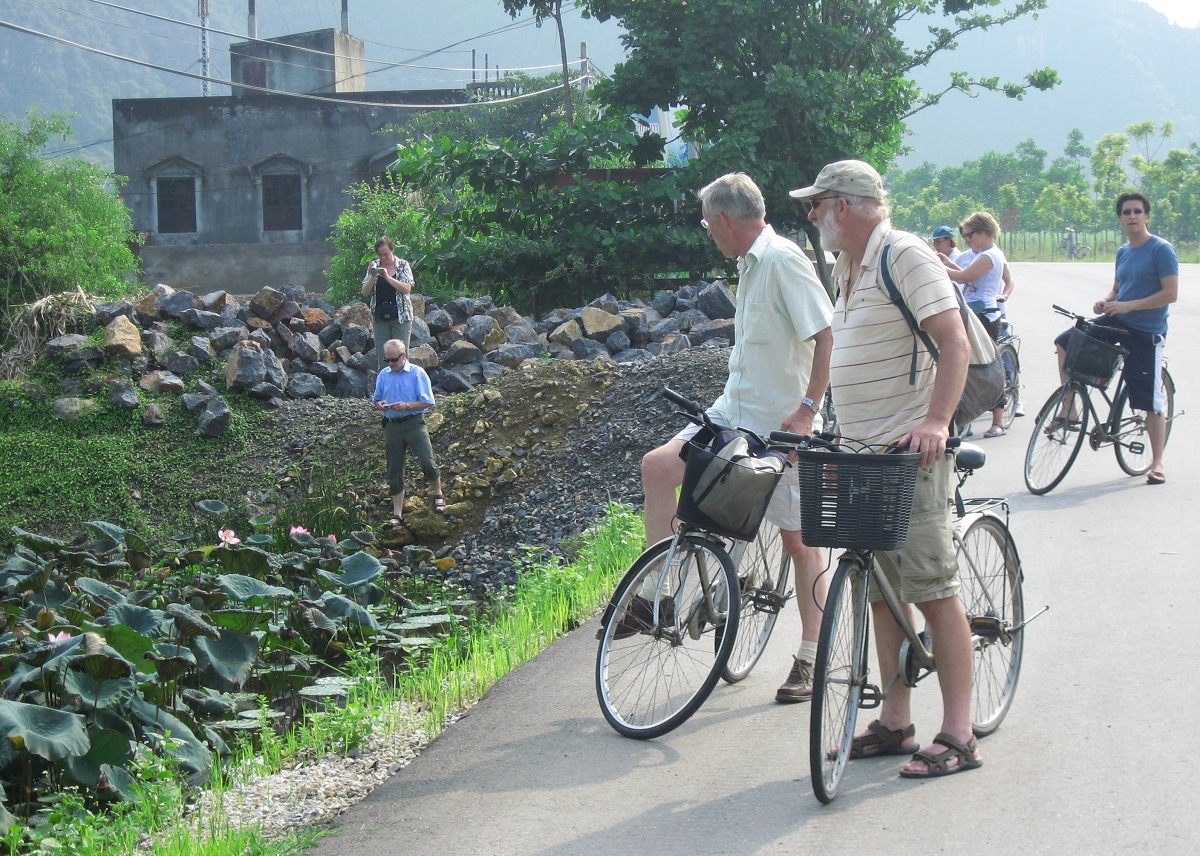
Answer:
[{"left": 939, "top": 211, "right": 1010, "bottom": 438}]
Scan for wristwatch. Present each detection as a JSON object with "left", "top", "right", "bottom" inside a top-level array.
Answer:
[{"left": 801, "top": 396, "right": 819, "bottom": 415}]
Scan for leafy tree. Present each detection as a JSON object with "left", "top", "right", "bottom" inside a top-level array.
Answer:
[
  {"left": 1, "top": 110, "right": 140, "bottom": 333},
  {"left": 584, "top": 0, "right": 1058, "bottom": 273},
  {"left": 386, "top": 116, "right": 716, "bottom": 315},
  {"left": 501, "top": 0, "right": 579, "bottom": 126}
]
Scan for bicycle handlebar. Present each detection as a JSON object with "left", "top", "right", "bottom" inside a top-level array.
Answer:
[{"left": 767, "top": 431, "right": 962, "bottom": 453}]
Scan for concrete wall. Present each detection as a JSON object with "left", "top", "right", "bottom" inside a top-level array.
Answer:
[
  {"left": 113, "top": 89, "right": 459, "bottom": 249},
  {"left": 229, "top": 29, "right": 366, "bottom": 96},
  {"left": 137, "top": 242, "right": 334, "bottom": 295}
]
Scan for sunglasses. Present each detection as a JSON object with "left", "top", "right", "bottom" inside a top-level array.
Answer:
[
  {"left": 808, "top": 194, "right": 841, "bottom": 211},
  {"left": 961, "top": 230, "right": 977, "bottom": 239},
  {"left": 1121, "top": 208, "right": 1145, "bottom": 216},
  {"left": 385, "top": 355, "right": 404, "bottom": 363}
]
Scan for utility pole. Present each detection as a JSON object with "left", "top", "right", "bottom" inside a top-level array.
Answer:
[
  {"left": 579, "top": 41, "right": 589, "bottom": 107},
  {"left": 198, "top": 0, "right": 210, "bottom": 96}
]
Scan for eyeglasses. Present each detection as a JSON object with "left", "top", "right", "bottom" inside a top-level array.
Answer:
[
  {"left": 1121, "top": 208, "right": 1145, "bottom": 216},
  {"left": 808, "top": 194, "right": 841, "bottom": 211},
  {"left": 961, "top": 230, "right": 977, "bottom": 239}
]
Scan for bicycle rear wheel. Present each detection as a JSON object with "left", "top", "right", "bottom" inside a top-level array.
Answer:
[
  {"left": 998, "top": 342, "right": 1020, "bottom": 430},
  {"left": 810, "top": 555, "right": 870, "bottom": 804},
  {"left": 722, "top": 522, "right": 792, "bottom": 683},
  {"left": 596, "top": 534, "right": 739, "bottom": 739},
  {"left": 1113, "top": 367, "right": 1174, "bottom": 476},
  {"left": 1024, "top": 383, "right": 1088, "bottom": 495},
  {"left": 956, "top": 515, "right": 1024, "bottom": 737}
]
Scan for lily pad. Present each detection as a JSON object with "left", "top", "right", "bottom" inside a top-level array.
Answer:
[
  {"left": 0, "top": 698, "right": 89, "bottom": 762},
  {"left": 195, "top": 500, "right": 229, "bottom": 517},
  {"left": 192, "top": 629, "right": 260, "bottom": 693},
  {"left": 10, "top": 526, "right": 67, "bottom": 553},
  {"left": 215, "top": 574, "right": 294, "bottom": 604}
]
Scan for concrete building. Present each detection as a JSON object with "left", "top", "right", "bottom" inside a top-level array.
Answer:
[{"left": 113, "top": 27, "right": 460, "bottom": 294}]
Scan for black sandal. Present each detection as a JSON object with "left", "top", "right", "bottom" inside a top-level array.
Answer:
[{"left": 430, "top": 495, "right": 446, "bottom": 513}]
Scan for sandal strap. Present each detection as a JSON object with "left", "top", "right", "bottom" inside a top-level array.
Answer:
[{"left": 909, "top": 732, "right": 979, "bottom": 772}]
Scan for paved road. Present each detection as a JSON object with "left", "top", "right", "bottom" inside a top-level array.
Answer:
[{"left": 305, "top": 264, "right": 1200, "bottom": 856}]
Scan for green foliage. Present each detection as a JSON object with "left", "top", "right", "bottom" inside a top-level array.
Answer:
[
  {"left": 385, "top": 116, "right": 717, "bottom": 314},
  {"left": 889, "top": 120, "right": 1200, "bottom": 246},
  {"left": 0, "top": 110, "right": 141, "bottom": 334},
  {"left": 584, "top": 0, "right": 1056, "bottom": 253}
]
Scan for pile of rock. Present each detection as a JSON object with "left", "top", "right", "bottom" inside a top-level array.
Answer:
[{"left": 41, "top": 280, "right": 737, "bottom": 437}]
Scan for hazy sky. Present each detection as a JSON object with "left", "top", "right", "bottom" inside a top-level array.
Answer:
[{"left": 1138, "top": 0, "right": 1200, "bottom": 27}]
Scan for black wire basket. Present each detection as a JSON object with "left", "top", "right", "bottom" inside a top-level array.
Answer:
[
  {"left": 796, "top": 447, "right": 920, "bottom": 550},
  {"left": 1064, "top": 326, "right": 1126, "bottom": 390}
]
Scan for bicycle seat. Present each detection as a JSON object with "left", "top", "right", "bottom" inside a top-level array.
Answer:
[{"left": 955, "top": 443, "right": 985, "bottom": 471}]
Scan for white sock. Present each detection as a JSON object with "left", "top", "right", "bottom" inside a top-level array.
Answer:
[{"left": 797, "top": 641, "right": 818, "bottom": 665}]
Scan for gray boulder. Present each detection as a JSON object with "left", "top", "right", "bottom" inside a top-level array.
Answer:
[{"left": 197, "top": 396, "right": 232, "bottom": 438}]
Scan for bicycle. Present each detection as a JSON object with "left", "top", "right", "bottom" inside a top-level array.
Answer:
[
  {"left": 996, "top": 317, "right": 1022, "bottom": 430},
  {"left": 1024, "top": 305, "right": 1177, "bottom": 495},
  {"left": 595, "top": 388, "right": 788, "bottom": 738},
  {"left": 766, "top": 431, "right": 1037, "bottom": 804},
  {"left": 1054, "top": 239, "right": 1092, "bottom": 259}
]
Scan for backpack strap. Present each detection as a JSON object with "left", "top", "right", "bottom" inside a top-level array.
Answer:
[{"left": 879, "top": 243, "right": 940, "bottom": 386}]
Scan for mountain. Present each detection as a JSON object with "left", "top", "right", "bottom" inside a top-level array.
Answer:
[
  {"left": 896, "top": 0, "right": 1200, "bottom": 166},
  {"left": 1, "top": 0, "right": 1197, "bottom": 171},
  {"left": 0, "top": 0, "right": 626, "bottom": 168}
]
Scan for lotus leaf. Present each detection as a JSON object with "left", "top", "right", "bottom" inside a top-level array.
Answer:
[
  {"left": 195, "top": 499, "right": 229, "bottom": 517},
  {"left": 166, "top": 604, "right": 220, "bottom": 640},
  {"left": 179, "top": 688, "right": 236, "bottom": 718},
  {"left": 69, "top": 651, "right": 135, "bottom": 683},
  {"left": 349, "top": 530, "right": 376, "bottom": 546},
  {"left": 215, "top": 574, "right": 294, "bottom": 604},
  {"left": 316, "top": 593, "right": 379, "bottom": 632},
  {"left": 129, "top": 697, "right": 211, "bottom": 786},
  {"left": 103, "top": 625, "right": 156, "bottom": 675},
  {"left": 1, "top": 553, "right": 41, "bottom": 577},
  {"left": 210, "top": 718, "right": 264, "bottom": 734},
  {"left": 10, "top": 526, "right": 67, "bottom": 553},
  {"left": 214, "top": 545, "right": 278, "bottom": 578},
  {"left": 82, "top": 558, "right": 131, "bottom": 578},
  {"left": 74, "top": 577, "right": 127, "bottom": 607},
  {"left": 63, "top": 668, "right": 139, "bottom": 712},
  {"left": 0, "top": 698, "right": 89, "bottom": 761},
  {"left": 83, "top": 521, "right": 129, "bottom": 549},
  {"left": 210, "top": 609, "right": 267, "bottom": 635},
  {"left": 63, "top": 726, "right": 135, "bottom": 789},
  {"left": 102, "top": 603, "right": 161, "bottom": 636},
  {"left": 247, "top": 669, "right": 310, "bottom": 696},
  {"left": 0, "top": 798, "right": 15, "bottom": 835},
  {"left": 397, "top": 613, "right": 460, "bottom": 632},
  {"left": 244, "top": 534, "right": 275, "bottom": 546},
  {"left": 192, "top": 629, "right": 259, "bottom": 693},
  {"left": 97, "top": 762, "right": 137, "bottom": 802},
  {"left": 248, "top": 513, "right": 275, "bottom": 529},
  {"left": 93, "top": 709, "right": 137, "bottom": 741}
]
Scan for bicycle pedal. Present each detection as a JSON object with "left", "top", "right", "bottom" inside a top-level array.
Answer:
[
  {"left": 859, "top": 684, "right": 883, "bottom": 709},
  {"left": 1129, "top": 441, "right": 1145, "bottom": 455}
]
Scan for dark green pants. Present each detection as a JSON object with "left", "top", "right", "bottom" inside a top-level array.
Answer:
[{"left": 384, "top": 415, "right": 439, "bottom": 493}]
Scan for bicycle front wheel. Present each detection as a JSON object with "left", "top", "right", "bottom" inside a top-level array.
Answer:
[
  {"left": 1113, "top": 367, "right": 1175, "bottom": 476},
  {"left": 596, "top": 534, "right": 739, "bottom": 739},
  {"left": 998, "top": 342, "right": 1021, "bottom": 430},
  {"left": 810, "top": 554, "right": 870, "bottom": 804},
  {"left": 956, "top": 516, "right": 1024, "bottom": 737},
  {"left": 723, "top": 523, "right": 792, "bottom": 683},
  {"left": 1025, "top": 384, "right": 1088, "bottom": 495}
]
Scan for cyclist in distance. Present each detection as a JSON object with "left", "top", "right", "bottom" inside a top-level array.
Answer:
[
  {"left": 791, "top": 159, "right": 980, "bottom": 778},
  {"left": 641, "top": 172, "right": 834, "bottom": 704},
  {"left": 1052, "top": 192, "right": 1178, "bottom": 485}
]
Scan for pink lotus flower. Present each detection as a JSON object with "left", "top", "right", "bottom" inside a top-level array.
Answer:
[
  {"left": 48, "top": 631, "right": 73, "bottom": 643},
  {"left": 217, "top": 528, "right": 241, "bottom": 546},
  {"left": 326, "top": 534, "right": 337, "bottom": 543},
  {"left": 289, "top": 525, "right": 310, "bottom": 536}
]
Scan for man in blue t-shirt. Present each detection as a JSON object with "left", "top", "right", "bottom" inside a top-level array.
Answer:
[
  {"left": 1053, "top": 192, "right": 1179, "bottom": 484},
  {"left": 373, "top": 339, "right": 445, "bottom": 523}
]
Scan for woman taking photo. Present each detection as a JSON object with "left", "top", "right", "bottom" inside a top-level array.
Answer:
[{"left": 362, "top": 236, "right": 415, "bottom": 368}]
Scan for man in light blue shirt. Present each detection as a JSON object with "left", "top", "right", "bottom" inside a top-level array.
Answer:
[{"left": 372, "top": 339, "right": 444, "bottom": 522}]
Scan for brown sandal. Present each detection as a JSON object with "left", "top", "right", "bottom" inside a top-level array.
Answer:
[
  {"left": 848, "top": 720, "right": 919, "bottom": 760},
  {"left": 899, "top": 732, "right": 982, "bottom": 778}
]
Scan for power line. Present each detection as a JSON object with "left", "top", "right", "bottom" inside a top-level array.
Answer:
[{"left": 0, "top": 18, "right": 591, "bottom": 111}]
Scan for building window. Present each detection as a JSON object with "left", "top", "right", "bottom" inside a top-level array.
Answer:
[
  {"left": 262, "top": 174, "right": 302, "bottom": 231},
  {"left": 157, "top": 177, "right": 196, "bottom": 233}
]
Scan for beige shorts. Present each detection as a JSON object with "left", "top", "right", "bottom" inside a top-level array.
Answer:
[
  {"left": 870, "top": 454, "right": 959, "bottom": 604},
  {"left": 672, "top": 405, "right": 805, "bottom": 534}
]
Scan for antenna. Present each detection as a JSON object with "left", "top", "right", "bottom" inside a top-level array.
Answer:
[{"left": 198, "top": 0, "right": 210, "bottom": 96}]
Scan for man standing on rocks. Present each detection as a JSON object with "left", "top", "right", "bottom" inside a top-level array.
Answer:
[
  {"left": 373, "top": 339, "right": 445, "bottom": 523},
  {"left": 792, "top": 159, "right": 979, "bottom": 778},
  {"left": 641, "top": 171, "right": 834, "bottom": 704}
]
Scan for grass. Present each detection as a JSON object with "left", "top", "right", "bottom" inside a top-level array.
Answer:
[{"left": 4, "top": 503, "right": 645, "bottom": 855}]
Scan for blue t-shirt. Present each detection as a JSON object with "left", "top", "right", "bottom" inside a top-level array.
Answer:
[
  {"left": 372, "top": 360, "right": 434, "bottom": 419},
  {"left": 1115, "top": 235, "right": 1178, "bottom": 334}
]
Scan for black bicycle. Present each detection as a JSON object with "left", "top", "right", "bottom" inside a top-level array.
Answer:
[{"left": 1024, "top": 305, "right": 1177, "bottom": 495}]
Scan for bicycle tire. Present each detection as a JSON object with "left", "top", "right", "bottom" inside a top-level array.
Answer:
[
  {"left": 722, "top": 522, "right": 791, "bottom": 683},
  {"left": 595, "top": 534, "right": 739, "bottom": 739},
  {"left": 810, "top": 554, "right": 870, "bottom": 804},
  {"left": 956, "top": 515, "right": 1024, "bottom": 737},
  {"left": 1077, "top": 245, "right": 1092, "bottom": 259},
  {"left": 1024, "top": 383, "right": 1088, "bottom": 495},
  {"left": 998, "top": 342, "right": 1020, "bottom": 430},
  {"left": 1113, "top": 367, "right": 1175, "bottom": 476}
]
